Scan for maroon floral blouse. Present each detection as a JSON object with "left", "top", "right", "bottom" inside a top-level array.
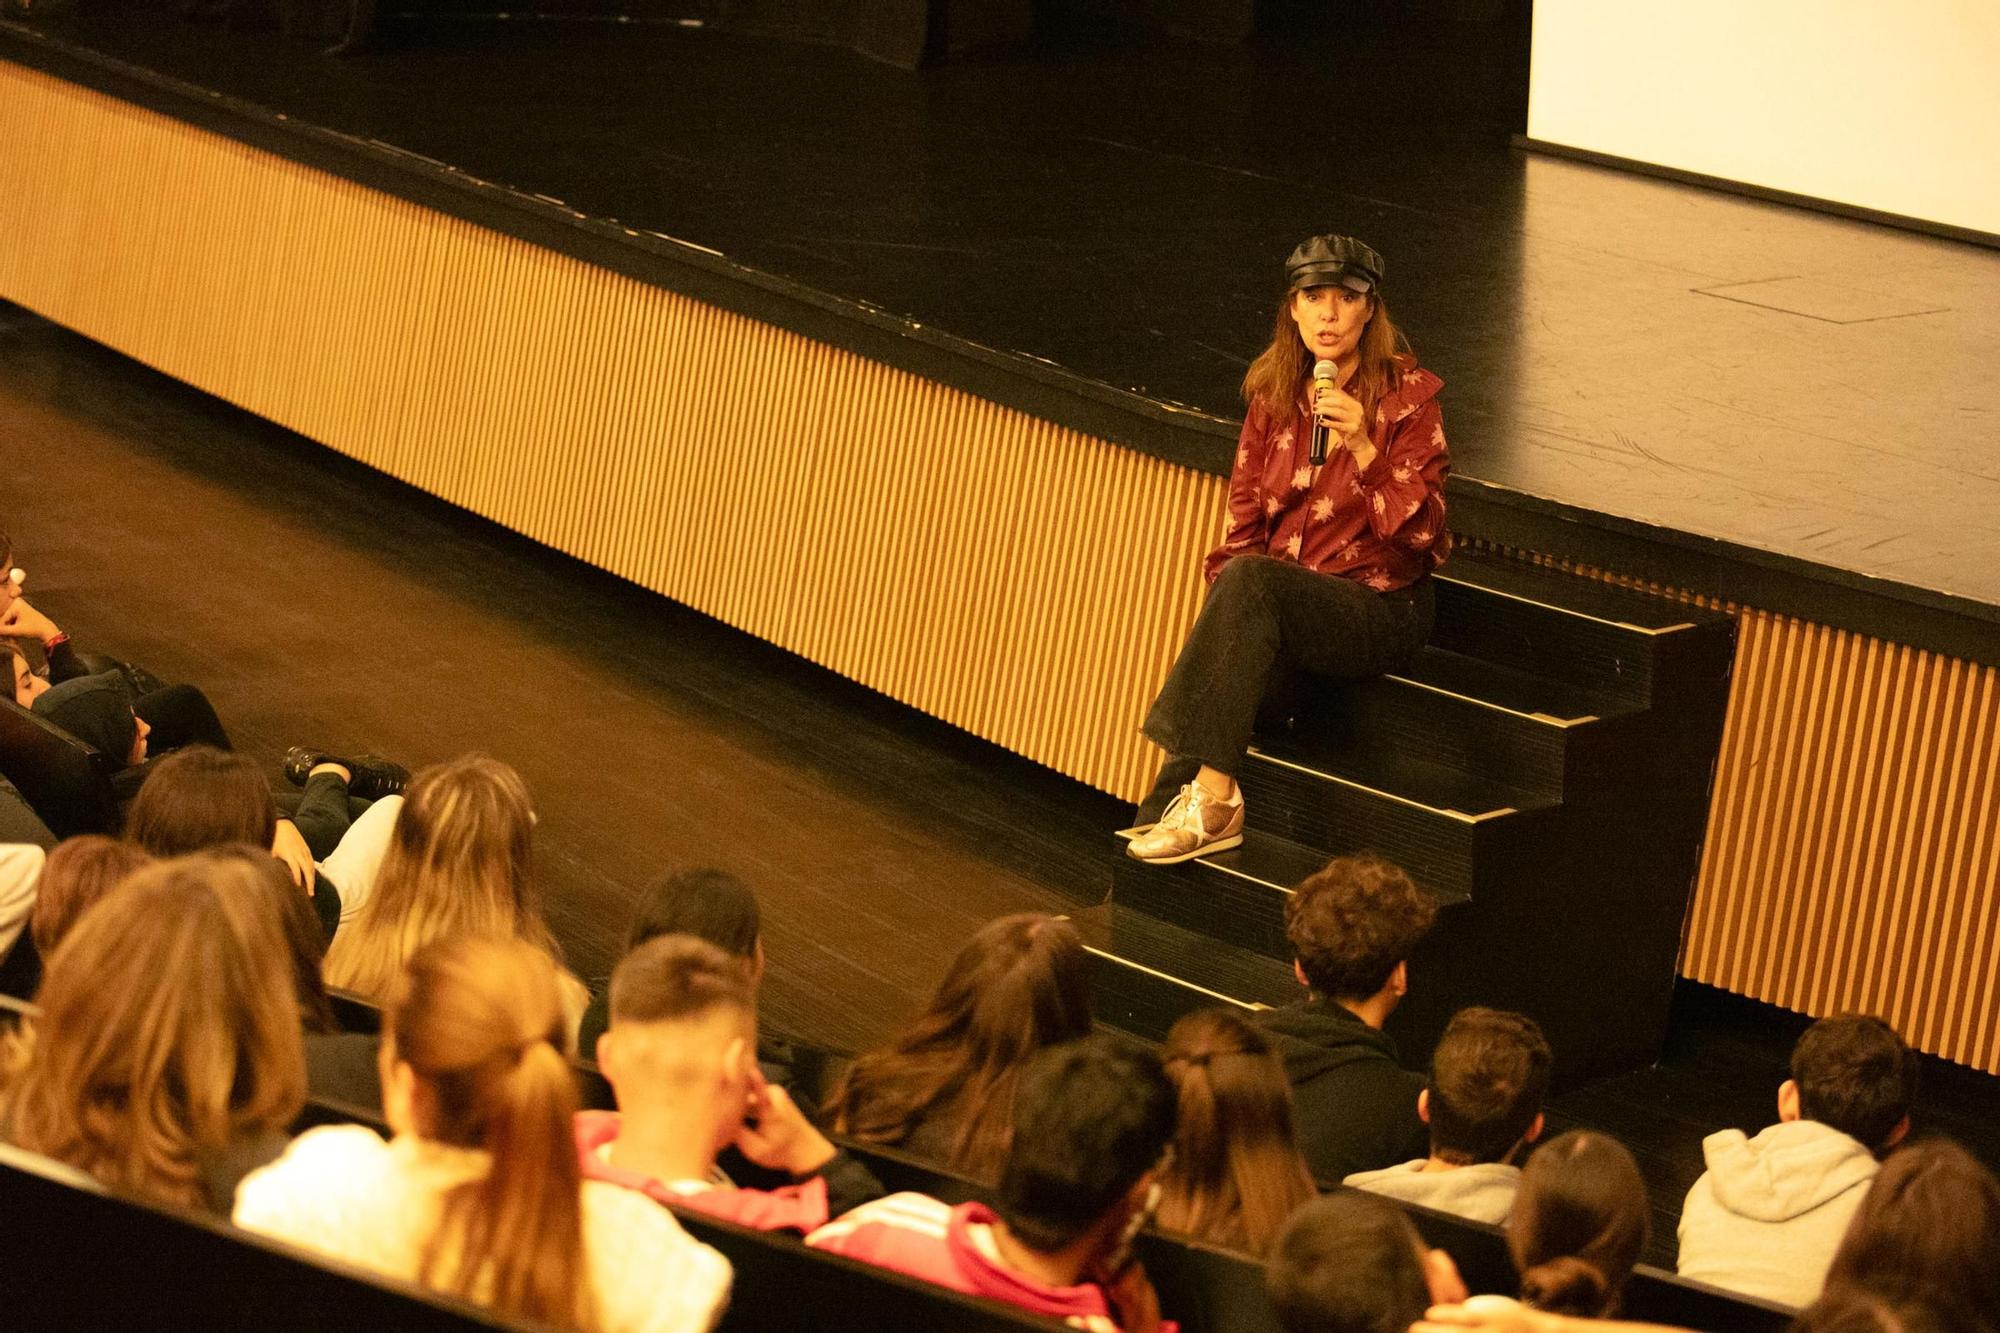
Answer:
[{"left": 1203, "top": 360, "right": 1451, "bottom": 592}]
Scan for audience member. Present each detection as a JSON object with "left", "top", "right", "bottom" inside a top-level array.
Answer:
[
  {"left": 1267, "top": 1191, "right": 1466, "bottom": 1333},
  {"left": 0, "top": 834, "right": 154, "bottom": 998},
  {"left": 235, "top": 934, "right": 731, "bottom": 1332},
  {"left": 1155, "top": 1007, "right": 1316, "bottom": 1256},
  {"left": 322, "top": 754, "right": 589, "bottom": 1030},
  {"left": 0, "top": 841, "right": 42, "bottom": 967},
  {"left": 1788, "top": 1290, "right": 1960, "bottom": 1333},
  {"left": 810, "top": 1034, "right": 1178, "bottom": 1332},
  {"left": 1345, "top": 1007, "right": 1551, "bottom": 1225},
  {"left": 1815, "top": 1137, "right": 2000, "bottom": 1326},
  {"left": 579, "top": 933, "right": 880, "bottom": 1231},
  {"left": 1678, "top": 1014, "right": 1917, "bottom": 1308},
  {"left": 1256, "top": 852, "right": 1436, "bottom": 1181},
  {"left": 576, "top": 867, "right": 766, "bottom": 1060},
  {"left": 823, "top": 911, "right": 1091, "bottom": 1179},
  {"left": 125, "top": 745, "right": 373, "bottom": 941},
  {"left": 1505, "top": 1130, "right": 1650, "bottom": 1318},
  {"left": 0, "top": 852, "right": 305, "bottom": 1213}
]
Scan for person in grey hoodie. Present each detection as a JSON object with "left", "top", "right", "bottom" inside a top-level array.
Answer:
[
  {"left": 1254, "top": 853, "right": 1437, "bottom": 1183},
  {"left": 1677, "top": 1014, "right": 1918, "bottom": 1309},
  {"left": 1345, "top": 1007, "right": 1552, "bottom": 1225}
]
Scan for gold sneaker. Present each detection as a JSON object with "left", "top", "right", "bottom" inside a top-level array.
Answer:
[{"left": 1126, "top": 782, "right": 1245, "bottom": 864}]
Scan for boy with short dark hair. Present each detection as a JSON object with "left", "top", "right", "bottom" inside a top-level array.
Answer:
[
  {"left": 1343, "top": 1007, "right": 1552, "bottom": 1224},
  {"left": 1678, "top": 1013, "right": 1919, "bottom": 1308},
  {"left": 1267, "top": 1192, "right": 1466, "bottom": 1333},
  {"left": 1254, "top": 853, "right": 1438, "bottom": 1182},
  {"left": 578, "top": 934, "right": 879, "bottom": 1231},
  {"left": 809, "top": 1034, "right": 1180, "bottom": 1332}
]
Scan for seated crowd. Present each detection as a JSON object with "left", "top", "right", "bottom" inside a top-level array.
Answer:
[{"left": 1, "top": 540, "right": 1995, "bottom": 1332}]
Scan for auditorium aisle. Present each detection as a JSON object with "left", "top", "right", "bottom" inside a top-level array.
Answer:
[{"left": 1, "top": 301, "right": 1117, "bottom": 1055}]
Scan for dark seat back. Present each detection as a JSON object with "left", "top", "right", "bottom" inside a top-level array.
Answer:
[
  {"left": 0, "top": 1143, "right": 539, "bottom": 1331},
  {"left": 669, "top": 1204, "right": 1067, "bottom": 1332},
  {"left": 0, "top": 695, "right": 119, "bottom": 838}
]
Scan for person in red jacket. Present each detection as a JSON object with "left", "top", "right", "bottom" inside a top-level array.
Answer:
[
  {"left": 577, "top": 933, "right": 880, "bottom": 1232},
  {"left": 808, "top": 1035, "right": 1179, "bottom": 1333},
  {"left": 1127, "top": 235, "right": 1450, "bottom": 864}
]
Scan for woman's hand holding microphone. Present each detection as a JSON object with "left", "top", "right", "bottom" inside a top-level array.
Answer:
[{"left": 1312, "top": 377, "right": 1377, "bottom": 471}]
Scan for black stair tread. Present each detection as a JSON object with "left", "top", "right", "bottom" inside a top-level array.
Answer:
[
  {"left": 1112, "top": 826, "right": 1472, "bottom": 910},
  {"left": 1390, "top": 645, "right": 1639, "bottom": 724},
  {"left": 1438, "top": 547, "right": 1731, "bottom": 634},
  {"left": 1074, "top": 902, "right": 1302, "bottom": 1011},
  {"left": 1248, "top": 731, "right": 1552, "bottom": 822}
]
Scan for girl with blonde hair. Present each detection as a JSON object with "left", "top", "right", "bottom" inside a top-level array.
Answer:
[
  {"left": 236, "top": 934, "right": 730, "bottom": 1332},
  {"left": 1155, "top": 1007, "right": 1317, "bottom": 1255},
  {"left": 324, "top": 754, "right": 588, "bottom": 1027},
  {"left": 1, "top": 851, "right": 306, "bottom": 1212}
]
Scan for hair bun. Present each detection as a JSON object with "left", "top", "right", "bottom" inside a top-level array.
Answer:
[{"left": 1520, "top": 1256, "right": 1612, "bottom": 1318}]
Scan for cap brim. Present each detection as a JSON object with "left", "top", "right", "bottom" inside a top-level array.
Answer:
[{"left": 1288, "top": 264, "right": 1376, "bottom": 294}]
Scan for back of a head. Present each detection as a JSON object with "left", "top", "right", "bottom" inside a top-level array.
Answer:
[
  {"left": 996, "top": 1034, "right": 1176, "bottom": 1255},
  {"left": 609, "top": 932, "right": 756, "bottom": 1028},
  {"left": 828, "top": 912, "right": 1092, "bottom": 1171},
  {"left": 1269, "top": 1193, "right": 1432, "bottom": 1333},
  {"left": 6, "top": 854, "right": 305, "bottom": 1207},
  {"left": 1427, "top": 1008, "right": 1553, "bottom": 1165},
  {"left": 624, "top": 868, "right": 760, "bottom": 961},
  {"left": 198, "top": 843, "right": 338, "bottom": 1035},
  {"left": 124, "top": 746, "right": 276, "bottom": 857},
  {"left": 1792, "top": 1288, "right": 1962, "bottom": 1333},
  {"left": 1824, "top": 1137, "right": 2000, "bottom": 1319},
  {"left": 1285, "top": 854, "right": 1437, "bottom": 1001},
  {"left": 327, "top": 754, "right": 547, "bottom": 1000},
  {"left": 388, "top": 934, "right": 593, "bottom": 1328},
  {"left": 30, "top": 835, "right": 154, "bottom": 958},
  {"left": 1511, "top": 1130, "right": 1650, "bottom": 1318},
  {"left": 1158, "top": 1008, "right": 1315, "bottom": 1255},
  {"left": 1792, "top": 1015, "right": 1918, "bottom": 1151}
]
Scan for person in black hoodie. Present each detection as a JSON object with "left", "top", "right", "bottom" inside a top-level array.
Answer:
[{"left": 1255, "top": 852, "right": 1437, "bottom": 1183}]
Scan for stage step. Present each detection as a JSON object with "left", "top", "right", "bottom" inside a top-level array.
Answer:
[
  {"left": 1097, "top": 547, "right": 1737, "bottom": 1080},
  {"left": 1432, "top": 548, "right": 1730, "bottom": 709},
  {"left": 1075, "top": 904, "right": 1300, "bottom": 1043},
  {"left": 1110, "top": 825, "right": 1473, "bottom": 962}
]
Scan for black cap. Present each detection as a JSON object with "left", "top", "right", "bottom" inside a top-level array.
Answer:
[{"left": 1286, "top": 234, "right": 1384, "bottom": 295}]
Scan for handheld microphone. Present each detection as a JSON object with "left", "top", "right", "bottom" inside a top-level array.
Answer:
[{"left": 1310, "top": 359, "right": 1337, "bottom": 465}]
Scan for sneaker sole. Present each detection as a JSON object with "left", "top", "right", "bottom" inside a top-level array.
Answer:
[{"left": 1124, "top": 832, "right": 1244, "bottom": 867}]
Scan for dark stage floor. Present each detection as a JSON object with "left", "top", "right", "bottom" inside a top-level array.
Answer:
[
  {"left": 11, "top": 7, "right": 2000, "bottom": 615},
  {"left": 11, "top": 304, "right": 2000, "bottom": 1267}
]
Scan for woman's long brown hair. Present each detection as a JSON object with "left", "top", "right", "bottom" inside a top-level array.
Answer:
[
  {"left": 391, "top": 934, "right": 597, "bottom": 1331},
  {"left": 1155, "top": 1008, "right": 1317, "bottom": 1256},
  {"left": 823, "top": 913, "right": 1092, "bottom": 1180},
  {"left": 326, "top": 755, "right": 565, "bottom": 1004},
  {"left": 1822, "top": 1137, "right": 2000, "bottom": 1320},
  {"left": 1240, "top": 287, "right": 1412, "bottom": 432},
  {"left": 1511, "top": 1130, "right": 1651, "bottom": 1318},
  {"left": 2, "top": 853, "right": 306, "bottom": 1208}
]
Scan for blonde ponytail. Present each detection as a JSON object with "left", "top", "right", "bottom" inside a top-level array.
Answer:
[{"left": 397, "top": 936, "right": 598, "bottom": 1330}]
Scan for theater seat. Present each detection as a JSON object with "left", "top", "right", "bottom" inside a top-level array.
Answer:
[{"left": 0, "top": 696, "right": 120, "bottom": 839}]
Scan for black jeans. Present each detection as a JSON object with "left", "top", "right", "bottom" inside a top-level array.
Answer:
[{"left": 1138, "top": 555, "right": 1434, "bottom": 821}]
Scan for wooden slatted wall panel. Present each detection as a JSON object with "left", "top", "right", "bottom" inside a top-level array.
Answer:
[
  {"left": 0, "top": 61, "right": 1224, "bottom": 802},
  {"left": 1478, "top": 541, "right": 2000, "bottom": 1073}
]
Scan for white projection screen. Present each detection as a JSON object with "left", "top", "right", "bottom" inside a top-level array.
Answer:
[{"left": 1526, "top": 0, "right": 2000, "bottom": 237}]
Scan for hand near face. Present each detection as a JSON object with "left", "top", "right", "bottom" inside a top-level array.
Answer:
[
  {"left": 0, "top": 598, "right": 60, "bottom": 644},
  {"left": 733, "top": 1063, "right": 837, "bottom": 1177}
]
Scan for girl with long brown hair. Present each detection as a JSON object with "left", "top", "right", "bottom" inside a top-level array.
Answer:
[
  {"left": 823, "top": 912, "right": 1092, "bottom": 1180},
  {"left": 236, "top": 934, "right": 731, "bottom": 1333},
  {"left": 323, "top": 754, "right": 589, "bottom": 1029},
  {"left": 1127, "top": 235, "right": 1449, "bottom": 863},
  {"left": 1155, "top": 1008, "right": 1316, "bottom": 1256},
  {"left": 0, "top": 851, "right": 307, "bottom": 1213},
  {"left": 1506, "top": 1130, "right": 1650, "bottom": 1318},
  {"left": 1813, "top": 1137, "right": 2000, "bottom": 1324}
]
